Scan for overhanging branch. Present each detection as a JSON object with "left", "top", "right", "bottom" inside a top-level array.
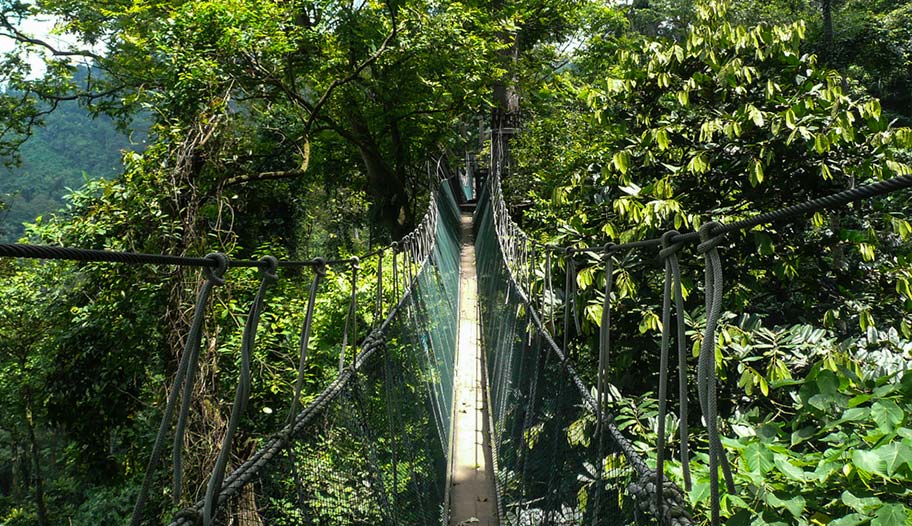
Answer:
[{"left": 0, "top": 16, "right": 103, "bottom": 61}]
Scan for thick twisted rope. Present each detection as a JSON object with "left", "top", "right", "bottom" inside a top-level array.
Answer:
[
  {"left": 659, "top": 232, "right": 692, "bottom": 492},
  {"left": 129, "top": 254, "right": 228, "bottom": 526},
  {"left": 287, "top": 259, "right": 326, "bottom": 424},
  {"left": 339, "top": 258, "right": 360, "bottom": 373},
  {"left": 591, "top": 245, "right": 615, "bottom": 526},
  {"left": 203, "top": 256, "right": 278, "bottom": 526},
  {"left": 696, "top": 223, "right": 735, "bottom": 526},
  {"left": 0, "top": 243, "right": 361, "bottom": 268},
  {"left": 515, "top": 173, "right": 912, "bottom": 256}
]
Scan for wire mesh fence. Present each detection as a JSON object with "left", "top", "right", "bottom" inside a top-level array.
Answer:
[
  {"left": 205, "top": 318, "right": 448, "bottom": 526},
  {"left": 164, "top": 182, "right": 461, "bottom": 526},
  {"left": 475, "top": 180, "right": 690, "bottom": 526}
]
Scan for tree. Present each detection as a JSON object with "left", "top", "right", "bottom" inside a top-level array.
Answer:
[
  {"left": 1, "top": 0, "right": 501, "bottom": 238},
  {"left": 509, "top": 0, "right": 912, "bottom": 522}
]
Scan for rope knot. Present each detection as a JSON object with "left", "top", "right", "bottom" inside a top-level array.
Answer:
[
  {"left": 658, "top": 231, "right": 684, "bottom": 259},
  {"left": 204, "top": 253, "right": 228, "bottom": 286},
  {"left": 311, "top": 257, "right": 327, "bottom": 277},
  {"left": 365, "top": 331, "right": 387, "bottom": 351},
  {"left": 629, "top": 472, "right": 692, "bottom": 524},
  {"left": 259, "top": 255, "right": 279, "bottom": 282},
  {"left": 697, "top": 222, "right": 724, "bottom": 254},
  {"left": 173, "top": 507, "right": 202, "bottom": 526}
]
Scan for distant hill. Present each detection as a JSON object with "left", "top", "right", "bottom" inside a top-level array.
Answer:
[{"left": 0, "top": 99, "right": 146, "bottom": 242}]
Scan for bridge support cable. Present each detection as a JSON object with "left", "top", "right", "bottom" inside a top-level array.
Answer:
[
  {"left": 203, "top": 256, "right": 279, "bottom": 526},
  {"left": 477, "top": 157, "right": 692, "bottom": 525},
  {"left": 159, "top": 178, "right": 462, "bottom": 526},
  {"left": 129, "top": 254, "right": 228, "bottom": 526},
  {"left": 656, "top": 232, "right": 693, "bottom": 496}
]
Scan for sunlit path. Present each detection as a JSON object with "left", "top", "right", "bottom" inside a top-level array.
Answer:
[{"left": 448, "top": 210, "right": 499, "bottom": 525}]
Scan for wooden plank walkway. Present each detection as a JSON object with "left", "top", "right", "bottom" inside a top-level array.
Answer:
[{"left": 448, "top": 210, "right": 499, "bottom": 526}]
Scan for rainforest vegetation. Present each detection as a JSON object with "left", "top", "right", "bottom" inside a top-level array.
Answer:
[{"left": 0, "top": 0, "right": 910, "bottom": 524}]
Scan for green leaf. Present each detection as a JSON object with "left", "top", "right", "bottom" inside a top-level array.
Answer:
[
  {"left": 774, "top": 454, "right": 812, "bottom": 481},
  {"left": 785, "top": 108, "right": 797, "bottom": 129},
  {"left": 656, "top": 128, "right": 670, "bottom": 150},
  {"left": 852, "top": 449, "right": 890, "bottom": 478},
  {"left": 677, "top": 90, "right": 689, "bottom": 106},
  {"left": 765, "top": 492, "right": 806, "bottom": 518},
  {"left": 687, "top": 152, "right": 709, "bottom": 174},
  {"left": 749, "top": 158, "right": 764, "bottom": 186},
  {"left": 828, "top": 514, "right": 869, "bottom": 526},
  {"left": 747, "top": 104, "right": 764, "bottom": 127},
  {"left": 814, "top": 133, "right": 830, "bottom": 153},
  {"left": 886, "top": 160, "right": 912, "bottom": 176},
  {"left": 689, "top": 480, "right": 709, "bottom": 506},
  {"left": 872, "top": 504, "right": 909, "bottom": 526},
  {"left": 741, "top": 442, "right": 774, "bottom": 473},
  {"left": 841, "top": 490, "right": 883, "bottom": 514},
  {"left": 875, "top": 442, "right": 912, "bottom": 476},
  {"left": 871, "top": 400, "right": 904, "bottom": 433},
  {"left": 613, "top": 151, "right": 630, "bottom": 174}
]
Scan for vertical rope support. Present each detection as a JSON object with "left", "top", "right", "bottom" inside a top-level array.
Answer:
[
  {"left": 375, "top": 249, "right": 384, "bottom": 325},
  {"left": 339, "top": 258, "right": 360, "bottom": 373},
  {"left": 562, "top": 247, "right": 576, "bottom": 354},
  {"left": 660, "top": 232, "right": 693, "bottom": 492},
  {"left": 528, "top": 244, "right": 537, "bottom": 312},
  {"left": 203, "top": 256, "right": 278, "bottom": 526},
  {"left": 392, "top": 242, "right": 400, "bottom": 302},
  {"left": 545, "top": 250, "right": 555, "bottom": 336},
  {"left": 287, "top": 259, "right": 325, "bottom": 424},
  {"left": 283, "top": 258, "right": 324, "bottom": 516},
  {"left": 656, "top": 232, "right": 680, "bottom": 516},
  {"left": 696, "top": 223, "right": 735, "bottom": 526},
  {"left": 130, "top": 254, "right": 227, "bottom": 526},
  {"left": 591, "top": 244, "right": 615, "bottom": 525}
]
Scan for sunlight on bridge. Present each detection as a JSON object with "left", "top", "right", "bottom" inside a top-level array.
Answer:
[{"left": 448, "top": 210, "right": 499, "bottom": 525}]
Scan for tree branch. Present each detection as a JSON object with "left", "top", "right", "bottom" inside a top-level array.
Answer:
[
  {"left": 303, "top": 3, "right": 399, "bottom": 133},
  {"left": 34, "top": 85, "right": 125, "bottom": 102},
  {"left": 221, "top": 168, "right": 308, "bottom": 188},
  {"left": 0, "top": 16, "right": 103, "bottom": 61}
]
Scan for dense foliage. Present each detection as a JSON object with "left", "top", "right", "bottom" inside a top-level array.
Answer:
[
  {"left": 508, "top": 1, "right": 912, "bottom": 524},
  {"left": 0, "top": 0, "right": 911, "bottom": 524},
  {"left": 0, "top": 79, "right": 144, "bottom": 242}
]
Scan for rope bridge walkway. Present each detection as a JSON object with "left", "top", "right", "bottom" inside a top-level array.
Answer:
[{"left": 1, "top": 132, "right": 911, "bottom": 526}]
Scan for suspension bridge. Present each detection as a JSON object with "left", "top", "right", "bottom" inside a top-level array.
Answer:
[{"left": 1, "top": 120, "right": 911, "bottom": 526}]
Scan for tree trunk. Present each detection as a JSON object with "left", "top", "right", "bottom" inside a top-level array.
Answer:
[
  {"left": 821, "top": 0, "right": 833, "bottom": 62},
  {"left": 23, "top": 391, "right": 48, "bottom": 526},
  {"left": 347, "top": 112, "right": 411, "bottom": 238},
  {"left": 358, "top": 142, "right": 411, "bottom": 238}
]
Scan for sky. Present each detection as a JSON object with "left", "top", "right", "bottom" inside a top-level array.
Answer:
[{"left": 0, "top": 15, "right": 96, "bottom": 77}]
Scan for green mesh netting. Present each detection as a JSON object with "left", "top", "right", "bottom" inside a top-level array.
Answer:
[
  {"left": 474, "top": 184, "right": 658, "bottom": 526},
  {"left": 166, "top": 182, "right": 461, "bottom": 526}
]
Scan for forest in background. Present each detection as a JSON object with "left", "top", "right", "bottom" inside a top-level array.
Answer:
[
  {"left": 0, "top": 0, "right": 910, "bottom": 525},
  {"left": 0, "top": 82, "right": 143, "bottom": 242}
]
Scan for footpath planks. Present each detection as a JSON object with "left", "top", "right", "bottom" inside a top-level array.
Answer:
[{"left": 448, "top": 210, "right": 499, "bottom": 526}]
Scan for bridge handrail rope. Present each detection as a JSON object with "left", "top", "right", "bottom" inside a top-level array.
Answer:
[
  {"left": 0, "top": 242, "right": 384, "bottom": 269},
  {"left": 488, "top": 120, "right": 912, "bottom": 525},
  {"left": 0, "top": 168, "right": 456, "bottom": 524},
  {"left": 505, "top": 173, "right": 912, "bottom": 257},
  {"left": 483, "top": 157, "right": 694, "bottom": 525}
]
